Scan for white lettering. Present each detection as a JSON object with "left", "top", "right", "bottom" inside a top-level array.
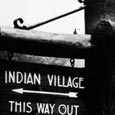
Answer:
[
  {"left": 58, "top": 104, "right": 79, "bottom": 115},
  {"left": 37, "top": 103, "right": 55, "bottom": 114},
  {"left": 9, "top": 101, "right": 32, "bottom": 113},
  {"left": 5, "top": 71, "right": 41, "bottom": 85},
  {"left": 47, "top": 74, "right": 84, "bottom": 89}
]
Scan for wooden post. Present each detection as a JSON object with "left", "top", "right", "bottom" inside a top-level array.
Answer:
[
  {"left": 85, "top": 1, "right": 115, "bottom": 114},
  {"left": 0, "top": 26, "right": 92, "bottom": 58}
]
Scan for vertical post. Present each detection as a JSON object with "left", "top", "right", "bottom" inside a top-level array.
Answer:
[
  {"left": 85, "top": 0, "right": 106, "bottom": 34},
  {"left": 85, "top": 0, "right": 115, "bottom": 115}
]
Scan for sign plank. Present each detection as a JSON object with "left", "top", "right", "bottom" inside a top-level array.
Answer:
[
  {"left": 0, "top": 26, "right": 92, "bottom": 58},
  {"left": 0, "top": 59, "right": 87, "bottom": 115}
]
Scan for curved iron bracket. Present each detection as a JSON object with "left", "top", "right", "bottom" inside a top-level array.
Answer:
[
  {"left": 14, "top": 18, "right": 28, "bottom": 30},
  {"left": 78, "top": 0, "right": 85, "bottom": 3},
  {"left": 13, "top": 5, "right": 86, "bottom": 30}
]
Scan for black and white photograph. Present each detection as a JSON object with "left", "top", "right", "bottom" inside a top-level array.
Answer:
[{"left": 0, "top": 0, "right": 115, "bottom": 115}]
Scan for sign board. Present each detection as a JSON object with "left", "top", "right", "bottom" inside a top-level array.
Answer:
[{"left": 0, "top": 59, "right": 87, "bottom": 115}]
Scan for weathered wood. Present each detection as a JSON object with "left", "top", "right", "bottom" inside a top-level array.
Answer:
[
  {"left": 0, "top": 51, "right": 85, "bottom": 68},
  {"left": 0, "top": 26, "right": 91, "bottom": 48},
  {"left": 0, "top": 26, "right": 92, "bottom": 58}
]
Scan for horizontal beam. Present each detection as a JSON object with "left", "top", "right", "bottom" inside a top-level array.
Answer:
[
  {"left": 0, "top": 51, "right": 85, "bottom": 68},
  {"left": 0, "top": 26, "right": 92, "bottom": 58}
]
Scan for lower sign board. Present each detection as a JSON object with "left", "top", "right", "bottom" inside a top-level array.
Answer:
[{"left": 0, "top": 59, "right": 87, "bottom": 115}]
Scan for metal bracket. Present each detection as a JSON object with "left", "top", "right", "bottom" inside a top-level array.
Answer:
[
  {"left": 13, "top": 5, "right": 86, "bottom": 30},
  {"left": 7, "top": 51, "right": 14, "bottom": 61},
  {"left": 78, "top": 0, "right": 85, "bottom": 3},
  {"left": 70, "top": 58, "right": 75, "bottom": 68},
  {"left": 14, "top": 18, "right": 28, "bottom": 30},
  {"left": 69, "top": 28, "right": 78, "bottom": 68}
]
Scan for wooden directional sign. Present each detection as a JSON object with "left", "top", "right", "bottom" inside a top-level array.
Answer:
[
  {"left": 0, "top": 59, "right": 87, "bottom": 115},
  {"left": 0, "top": 26, "right": 110, "bottom": 115}
]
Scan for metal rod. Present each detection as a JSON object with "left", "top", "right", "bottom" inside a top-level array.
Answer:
[
  {"left": 28, "top": 6, "right": 86, "bottom": 29},
  {"left": 14, "top": 5, "right": 86, "bottom": 30}
]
